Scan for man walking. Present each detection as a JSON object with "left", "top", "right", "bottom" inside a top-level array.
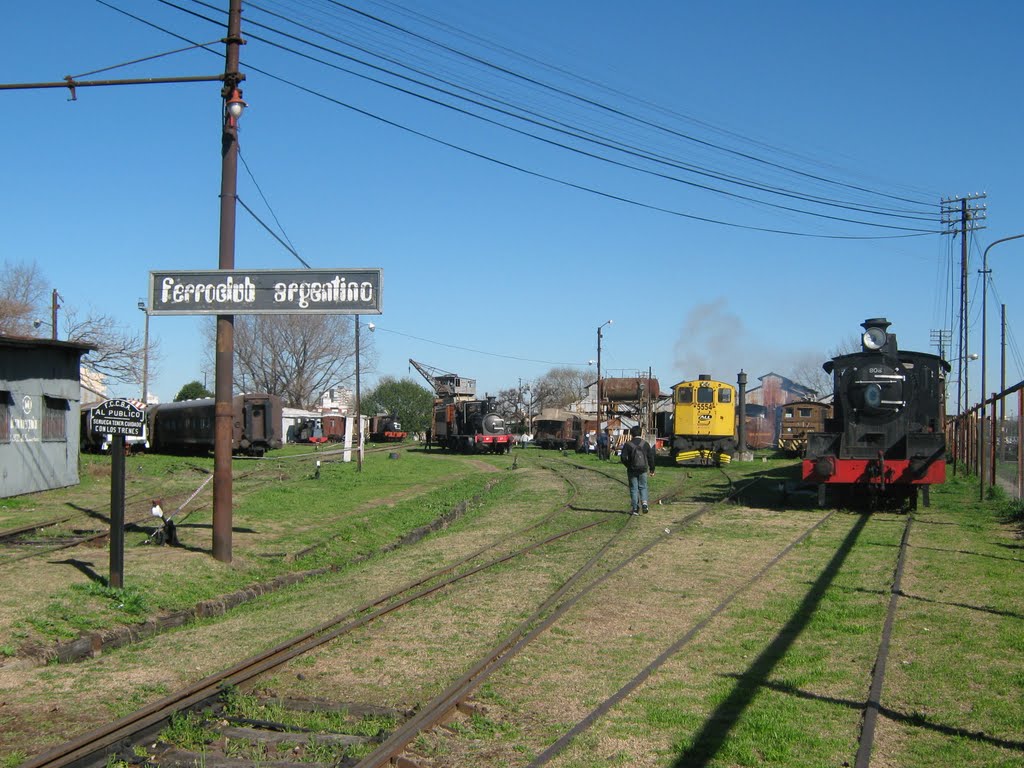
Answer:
[{"left": 620, "top": 425, "right": 655, "bottom": 515}]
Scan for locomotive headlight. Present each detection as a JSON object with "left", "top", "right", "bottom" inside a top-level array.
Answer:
[{"left": 862, "top": 326, "right": 887, "bottom": 350}]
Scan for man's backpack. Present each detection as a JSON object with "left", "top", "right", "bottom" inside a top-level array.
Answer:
[{"left": 626, "top": 440, "right": 648, "bottom": 472}]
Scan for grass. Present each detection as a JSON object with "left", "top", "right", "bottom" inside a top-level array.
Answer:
[
  {"left": 5, "top": 447, "right": 513, "bottom": 647},
  {"left": 2, "top": 452, "right": 1021, "bottom": 767},
  {"left": 479, "top": 466, "right": 1023, "bottom": 768}
]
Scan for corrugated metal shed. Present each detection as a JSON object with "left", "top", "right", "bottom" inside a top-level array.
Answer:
[{"left": 0, "top": 336, "right": 94, "bottom": 498}]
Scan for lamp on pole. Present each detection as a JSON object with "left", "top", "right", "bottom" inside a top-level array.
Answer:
[
  {"left": 355, "top": 319, "right": 375, "bottom": 472},
  {"left": 596, "top": 320, "right": 612, "bottom": 432},
  {"left": 979, "top": 233, "right": 1024, "bottom": 500},
  {"left": 212, "top": 0, "right": 245, "bottom": 563},
  {"left": 137, "top": 300, "right": 150, "bottom": 405}
]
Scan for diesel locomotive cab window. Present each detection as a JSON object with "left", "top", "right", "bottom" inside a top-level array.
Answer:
[
  {"left": 697, "top": 387, "right": 714, "bottom": 404},
  {"left": 42, "top": 396, "right": 68, "bottom": 441},
  {"left": 718, "top": 389, "right": 732, "bottom": 404},
  {"left": 676, "top": 387, "right": 692, "bottom": 404}
]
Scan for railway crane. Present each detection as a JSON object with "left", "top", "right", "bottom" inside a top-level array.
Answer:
[{"left": 409, "top": 359, "right": 512, "bottom": 453}]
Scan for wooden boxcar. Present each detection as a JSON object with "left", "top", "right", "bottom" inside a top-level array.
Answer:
[
  {"left": 533, "top": 409, "right": 583, "bottom": 450},
  {"left": 777, "top": 401, "right": 831, "bottom": 456}
]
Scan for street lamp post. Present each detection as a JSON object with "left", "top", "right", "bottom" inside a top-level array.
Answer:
[
  {"left": 355, "top": 318, "right": 375, "bottom": 472},
  {"left": 137, "top": 300, "right": 150, "bottom": 405},
  {"left": 50, "top": 289, "right": 61, "bottom": 340},
  {"left": 979, "top": 233, "right": 1024, "bottom": 500},
  {"left": 596, "top": 320, "right": 612, "bottom": 432}
]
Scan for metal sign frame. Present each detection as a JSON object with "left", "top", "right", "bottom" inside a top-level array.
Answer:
[
  {"left": 148, "top": 268, "right": 383, "bottom": 315},
  {"left": 91, "top": 398, "right": 145, "bottom": 437}
]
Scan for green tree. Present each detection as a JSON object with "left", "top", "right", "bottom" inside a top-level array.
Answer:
[
  {"left": 175, "top": 380, "right": 213, "bottom": 402},
  {"left": 362, "top": 377, "right": 434, "bottom": 433}
]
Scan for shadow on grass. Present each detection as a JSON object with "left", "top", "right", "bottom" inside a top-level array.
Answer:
[
  {"left": 50, "top": 558, "right": 103, "bottom": 583},
  {"left": 570, "top": 505, "right": 636, "bottom": 516},
  {"left": 898, "top": 589, "right": 1024, "bottom": 621},
  {"left": 725, "top": 675, "right": 1024, "bottom": 753},
  {"left": 672, "top": 513, "right": 870, "bottom": 768},
  {"left": 66, "top": 502, "right": 110, "bottom": 525},
  {"left": 911, "top": 543, "right": 1024, "bottom": 564}
]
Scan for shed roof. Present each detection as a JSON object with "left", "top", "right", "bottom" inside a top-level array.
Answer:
[{"left": 0, "top": 335, "right": 95, "bottom": 354}]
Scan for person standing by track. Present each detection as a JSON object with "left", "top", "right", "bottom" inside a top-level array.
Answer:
[{"left": 620, "top": 425, "right": 655, "bottom": 515}]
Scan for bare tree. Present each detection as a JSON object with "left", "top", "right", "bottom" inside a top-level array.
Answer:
[
  {"left": 0, "top": 260, "right": 156, "bottom": 391},
  {"left": 0, "top": 260, "right": 48, "bottom": 336},
  {"left": 791, "top": 335, "right": 861, "bottom": 399},
  {"left": 227, "top": 314, "right": 375, "bottom": 409},
  {"left": 62, "top": 306, "right": 159, "bottom": 389},
  {"left": 531, "top": 366, "right": 592, "bottom": 409}
]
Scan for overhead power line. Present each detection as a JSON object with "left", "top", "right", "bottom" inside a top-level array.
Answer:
[
  {"left": 107, "top": 0, "right": 945, "bottom": 240},
  {"left": 320, "top": 0, "right": 937, "bottom": 207},
  {"left": 239, "top": 0, "right": 939, "bottom": 224}
]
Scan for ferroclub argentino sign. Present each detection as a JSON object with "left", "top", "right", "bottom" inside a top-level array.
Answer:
[{"left": 148, "top": 269, "right": 383, "bottom": 315}]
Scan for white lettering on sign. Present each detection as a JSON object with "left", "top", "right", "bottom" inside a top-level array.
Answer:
[
  {"left": 161, "top": 276, "right": 257, "bottom": 305},
  {"left": 272, "top": 278, "right": 375, "bottom": 309}
]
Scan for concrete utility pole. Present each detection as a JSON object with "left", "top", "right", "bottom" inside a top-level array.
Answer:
[
  {"left": 941, "top": 194, "right": 987, "bottom": 419},
  {"left": 941, "top": 194, "right": 986, "bottom": 476}
]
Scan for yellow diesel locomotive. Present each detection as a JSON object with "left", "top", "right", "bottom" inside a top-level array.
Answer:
[{"left": 671, "top": 375, "right": 737, "bottom": 465}]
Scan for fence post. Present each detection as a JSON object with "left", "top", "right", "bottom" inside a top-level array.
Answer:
[
  {"left": 1018, "top": 390, "right": 1023, "bottom": 499},
  {"left": 990, "top": 394, "right": 997, "bottom": 488}
]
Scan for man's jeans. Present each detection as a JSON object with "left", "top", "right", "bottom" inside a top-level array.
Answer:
[{"left": 628, "top": 471, "right": 649, "bottom": 510}]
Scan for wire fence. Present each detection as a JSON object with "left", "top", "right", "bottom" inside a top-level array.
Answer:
[{"left": 947, "top": 380, "right": 1024, "bottom": 500}]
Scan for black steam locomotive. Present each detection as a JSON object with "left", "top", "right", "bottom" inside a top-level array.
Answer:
[
  {"left": 432, "top": 397, "right": 512, "bottom": 453},
  {"left": 148, "top": 393, "right": 283, "bottom": 457},
  {"left": 369, "top": 415, "right": 407, "bottom": 442},
  {"left": 803, "top": 318, "right": 949, "bottom": 509}
]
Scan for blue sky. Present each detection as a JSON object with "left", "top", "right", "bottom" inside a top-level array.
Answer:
[{"left": 3, "top": 1, "right": 1022, "bottom": 407}]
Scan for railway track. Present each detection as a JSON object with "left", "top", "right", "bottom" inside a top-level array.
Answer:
[
  {"left": 19, "top": 453, "right": 609, "bottom": 766},
  {"left": 18, "top": 456, "right": 757, "bottom": 767},
  {"left": 9, "top": 455, "right": 958, "bottom": 768}
]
